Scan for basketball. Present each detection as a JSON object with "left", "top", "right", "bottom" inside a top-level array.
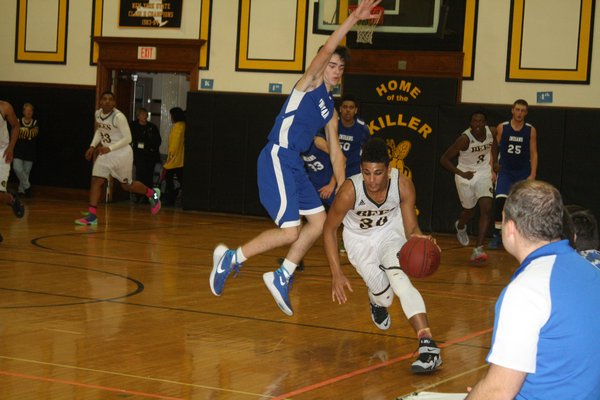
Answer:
[{"left": 398, "top": 237, "right": 441, "bottom": 278}]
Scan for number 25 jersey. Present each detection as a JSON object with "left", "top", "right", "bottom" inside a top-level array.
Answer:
[
  {"left": 343, "top": 168, "right": 403, "bottom": 236},
  {"left": 498, "top": 121, "right": 532, "bottom": 172}
]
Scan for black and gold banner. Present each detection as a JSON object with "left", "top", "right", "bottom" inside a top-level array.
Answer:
[{"left": 119, "top": 1, "right": 182, "bottom": 28}]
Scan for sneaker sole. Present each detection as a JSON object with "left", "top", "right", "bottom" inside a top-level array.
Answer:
[
  {"left": 411, "top": 359, "right": 443, "bottom": 374},
  {"left": 209, "top": 244, "right": 228, "bottom": 296},
  {"left": 74, "top": 219, "right": 97, "bottom": 226},
  {"left": 262, "top": 272, "right": 293, "bottom": 316},
  {"left": 470, "top": 254, "right": 489, "bottom": 265}
]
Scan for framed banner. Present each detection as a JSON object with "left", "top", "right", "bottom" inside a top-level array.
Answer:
[{"left": 119, "top": 0, "right": 183, "bottom": 28}]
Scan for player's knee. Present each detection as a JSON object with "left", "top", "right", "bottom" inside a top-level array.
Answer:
[
  {"left": 280, "top": 226, "right": 301, "bottom": 244},
  {"left": 370, "top": 285, "right": 394, "bottom": 307}
]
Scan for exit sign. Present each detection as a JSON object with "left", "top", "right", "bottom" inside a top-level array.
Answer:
[{"left": 137, "top": 46, "right": 157, "bottom": 60}]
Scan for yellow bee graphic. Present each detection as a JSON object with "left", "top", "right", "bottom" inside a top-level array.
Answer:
[{"left": 386, "top": 138, "right": 412, "bottom": 179}]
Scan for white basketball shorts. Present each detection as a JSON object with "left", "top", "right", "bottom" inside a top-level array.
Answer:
[
  {"left": 92, "top": 146, "right": 133, "bottom": 184},
  {"left": 343, "top": 222, "right": 407, "bottom": 294}
]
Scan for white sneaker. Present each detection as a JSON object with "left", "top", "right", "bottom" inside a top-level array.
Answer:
[{"left": 454, "top": 220, "right": 469, "bottom": 246}]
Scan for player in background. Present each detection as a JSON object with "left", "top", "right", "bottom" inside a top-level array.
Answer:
[
  {"left": 75, "top": 91, "right": 161, "bottom": 226},
  {"left": 489, "top": 99, "right": 537, "bottom": 249},
  {"left": 337, "top": 93, "right": 370, "bottom": 177},
  {"left": 210, "top": 0, "right": 383, "bottom": 316},
  {"left": 323, "top": 138, "right": 442, "bottom": 374},
  {"left": 0, "top": 100, "right": 25, "bottom": 242},
  {"left": 440, "top": 111, "right": 498, "bottom": 264},
  {"left": 302, "top": 132, "right": 338, "bottom": 209}
]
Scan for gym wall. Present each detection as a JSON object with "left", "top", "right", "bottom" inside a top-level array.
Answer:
[
  {"left": 1, "top": 83, "right": 96, "bottom": 190},
  {"left": 185, "top": 90, "right": 600, "bottom": 234}
]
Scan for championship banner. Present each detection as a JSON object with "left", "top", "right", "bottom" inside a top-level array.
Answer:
[
  {"left": 343, "top": 75, "right": 459, "bottom": 106},
  {"left": 361, "top": 103, "right": 439, "bottom": 230},
  {"left": 119, "top": 0, "right": 183, "bottom": 28}
]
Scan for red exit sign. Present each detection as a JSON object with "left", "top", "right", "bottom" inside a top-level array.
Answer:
[{"left": 137, "top": 46, "right": 157, "bottom": 60}]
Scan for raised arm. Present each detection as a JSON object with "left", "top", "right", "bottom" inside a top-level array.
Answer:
[{"left": 295, "top": 0, "right": 382, "bottom": 92}]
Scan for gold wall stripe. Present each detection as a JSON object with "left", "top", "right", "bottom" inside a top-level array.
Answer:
[
  {"left": 462, "top": 0, "right": 478, "bottom": 79},
  {"left": 199, "top": 0, "right": 212, "bottom": 69},
  {"left": 507, "top": 0, "right": 594, "bottom": 83},
  {"left": 16, "top": 0, "right": 69, "bottom": 64},
  {"left": 90, "top": 0, "right": 104, "bottom": 65},
  {"left": 236, "top": 0, "right": 308, "bottom": 72}
]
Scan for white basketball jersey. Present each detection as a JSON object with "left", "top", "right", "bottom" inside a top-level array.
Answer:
[
  {"left": 343, "top": 168, "right": 404, "bottom": 236},
  {"left": 457, "top": 126, "right": 494, "bottom": 174},
  {"left": 95, "top": 108, "right": 128, "bottom": 147},
  {"left": 0, "top": 109, "right": 9, "bottom": 148}
]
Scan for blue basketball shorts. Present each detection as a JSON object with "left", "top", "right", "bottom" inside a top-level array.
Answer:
[
  {"left": 495, "top": 168, "right": 531, "bottom": 198},
  {"left": 257, "top": 143, "right": 324, "bottom": 228}
]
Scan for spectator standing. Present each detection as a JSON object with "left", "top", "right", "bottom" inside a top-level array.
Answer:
[
  {"left": 162, "top": 107, "right": 185, "bottom": 206},
  {"left": 12, "top": 102, "right": 39, "bottom": 197},
  {"left": 131, "top": 108, "right": 161, "bottom": 202}
]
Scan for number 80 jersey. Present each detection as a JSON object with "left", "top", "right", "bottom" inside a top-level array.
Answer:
[{"left": 343, "top": 168, "right": 403, "bottom": 235}]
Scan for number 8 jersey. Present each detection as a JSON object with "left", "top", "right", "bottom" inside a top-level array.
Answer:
[{"left": 343, "top": 168, "right": 403, "bottom": 236}]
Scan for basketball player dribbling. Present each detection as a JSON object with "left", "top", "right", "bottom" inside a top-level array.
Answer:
[
  {"left": 323, "top": 138, "right": 442, "bottom": 374},
  {"left": 0, "top": 100, "right": 26, "bottom": 242},
  {"left": 209, "top": 0, "right": 383, "bottom": 316}
]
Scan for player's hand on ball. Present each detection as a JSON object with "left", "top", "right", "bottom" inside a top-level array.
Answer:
[{"left": 411, "top": 234, "right": 441, "bottom": 253}]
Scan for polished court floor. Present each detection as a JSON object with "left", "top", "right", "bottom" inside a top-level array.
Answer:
[{"left": 0, "top": 195, "right": 519, "bottom": 399}]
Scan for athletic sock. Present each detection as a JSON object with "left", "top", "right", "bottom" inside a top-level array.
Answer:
[
  {"left": 235, "top": 247, "right": 247, "bottom": 264},
  {"left": 280, "top": 259, "right": 297, "bottom": 278}
]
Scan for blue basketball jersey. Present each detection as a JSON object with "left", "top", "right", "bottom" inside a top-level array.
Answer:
[
  {"left": 338, "top": 118, "right": 370, "bottom": 177},
  {"left": 267, "top": 82, "right": 334, "bottom": 153},
  {"left": 301, "top": 134, "right": 336, "bottom": 207},
  {"left": 301, "top": 137, "right": 334, "bottom": 190},
  {"left": 498, "top": 121, "right": 532, "bottom": 172}
]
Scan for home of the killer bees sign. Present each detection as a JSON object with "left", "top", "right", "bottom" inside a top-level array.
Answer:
[{"left": 119, "top": 1, "right": 182, "bottom": 28}]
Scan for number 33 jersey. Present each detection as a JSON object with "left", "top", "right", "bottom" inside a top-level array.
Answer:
[{"left": 343, "top": 168, "right": 403, "bottom": 236}]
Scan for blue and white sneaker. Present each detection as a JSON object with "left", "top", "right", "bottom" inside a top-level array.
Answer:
[
  {"left": 263, "top": 268, "right": 293, "bottom": 316},
  {"left": 209, "top": 244, "right": 241, "bottom": 296}
]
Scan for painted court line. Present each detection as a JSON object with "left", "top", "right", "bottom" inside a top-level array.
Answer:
[
  {"left": 0, "top": 356, "right": 267, "bottom": 398},
  {"left": 0, "top": 370, "right": 183, "bottom": 400},
  {"left": 272, "top": 327, "right": 493, "bottom": 399}
]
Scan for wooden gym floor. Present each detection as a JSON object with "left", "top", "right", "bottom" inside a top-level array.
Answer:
[{"left": 0, "top": 195, "right": 519, "bottom": 399}]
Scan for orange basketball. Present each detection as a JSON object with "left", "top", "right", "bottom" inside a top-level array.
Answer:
[{"left": 398, "top": 237, "right": 441, "bottom": 278}]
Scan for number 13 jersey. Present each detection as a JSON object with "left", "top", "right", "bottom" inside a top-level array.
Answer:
[{"left": 343, "top": 168, "right": 404, "bottom": 237}]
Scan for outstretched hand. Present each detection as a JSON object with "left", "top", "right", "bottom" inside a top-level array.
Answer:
[
  {"left": 332, "top": 273, "right": 353, "bottom": 304},
  {"left": 352, "top": 0, "right": 383, "bottom": 21}
]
